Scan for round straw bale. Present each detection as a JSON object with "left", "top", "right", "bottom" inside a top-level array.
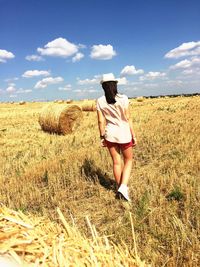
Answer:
[
  {"left": 136, "top": 97, "right": 145, "bottom": 102},
  {"left": 57, "top": 100, "right": 65, "bottom": 104},
  {"left": 66, "top": 99, "right": 73, "bottom": 104},
  {"left": 19, "top": 101, "right": 26, "bottom": 105},
  {"left": 38, "top": 104, "right": 83, "bottom": 135},
  {"left": 80, "top": 102, "right": 96, "bottom": 112}
]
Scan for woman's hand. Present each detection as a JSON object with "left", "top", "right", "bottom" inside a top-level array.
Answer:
[
  {"left": 101, "top": 138, "right": 107, "bottom": 147},
  {"left": 132, "top": 136, "right": 137, "bottom": 147},
  {"left": 100, "top": 135, "right": 107, "bottom": 147}
]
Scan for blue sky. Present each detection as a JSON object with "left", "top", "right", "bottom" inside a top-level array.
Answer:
[{"left": 0, "top": 0, "right": 200, "bottom": 102}]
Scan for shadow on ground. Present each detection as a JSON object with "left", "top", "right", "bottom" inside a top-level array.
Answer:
[{"left": 81, "top": 159, "right": 116, "bottom": 192}]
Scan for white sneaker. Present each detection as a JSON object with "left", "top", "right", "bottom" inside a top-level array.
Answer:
[{"left": 117, "top": 184, "right": 130, "bottom": 202}]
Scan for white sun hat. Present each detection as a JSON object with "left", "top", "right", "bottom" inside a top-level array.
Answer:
[{"left": 100, "top": 73, "right": 118, "bottom": 84}]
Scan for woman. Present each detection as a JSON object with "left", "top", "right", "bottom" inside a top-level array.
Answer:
[{"left": 96, "top": 73, "right": 136, "bottom": 201}]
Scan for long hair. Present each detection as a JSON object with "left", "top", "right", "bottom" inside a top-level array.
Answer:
[{"left": 102, "top": 81, "right": 118, "bottom": 104}]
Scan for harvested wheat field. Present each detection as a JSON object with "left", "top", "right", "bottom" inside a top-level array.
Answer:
[{"left": 0, "top": 96, "right": 200, "bottom": 266}]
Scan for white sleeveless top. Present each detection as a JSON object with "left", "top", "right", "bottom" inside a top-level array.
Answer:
[{"left": 96, "top": 94, "right": 132, "bottom": 143}]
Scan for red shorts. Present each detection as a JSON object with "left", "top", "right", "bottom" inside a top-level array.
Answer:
[{"left": 105, "top": 139, "right": 133, "bottom": 150}]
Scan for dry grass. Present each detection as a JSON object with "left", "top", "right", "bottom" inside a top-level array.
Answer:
[
  {"left": 0, "top": 96, "right": 200, "bottom": 266},
  {"left": 0, "top": 206, "right": 145, "bottom": 266}
]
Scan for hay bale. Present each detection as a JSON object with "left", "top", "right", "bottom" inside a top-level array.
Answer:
[
  {"left": 57, "top": 100, "right": 65, "bottom": 104},
  {"left": 80, "top": 102, "right": 96, "bottom": 112},
  {"left": 38, "top": 104, "right": 83, "bottom": 135},
  {"left": 66, "top": 99, "right": 73, "bottom": 104},
  {"left": 136, "top": 97, "right": 145, "bottom": 102},
  {"left": 19, "top": 101, "right": 26, "bottom": 105}
]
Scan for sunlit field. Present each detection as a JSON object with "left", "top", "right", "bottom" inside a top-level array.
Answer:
[{"left": 0, "top": 96, "right": 199, "bottom": 266}]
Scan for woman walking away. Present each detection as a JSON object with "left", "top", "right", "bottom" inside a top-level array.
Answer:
[{"left": 96, "top": 73, "right": 136, "bottom": 202}]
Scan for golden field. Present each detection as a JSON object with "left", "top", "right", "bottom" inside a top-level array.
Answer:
[{"left": 0, "top": 96, "right": 199, "bottom": 266}]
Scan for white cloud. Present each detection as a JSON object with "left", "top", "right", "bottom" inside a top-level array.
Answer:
[
  {"left": 73, "top": 88, "right": 97, "bottom": 94},
  {"left": 78, "top": 78, "right": 98, "bottom": 85},
  {"left": 6, "top": 84, "right": 16, "bottom": 93},
  {"left": 182, "top": 67, "right": 200, "bottom": 75},
  {"left": 74, "top": 89, "right": 82, "bottom": 93},
  {"left": 139, "top": 71, "right": 166, "bottom": 81},
  {"left": 170, "top": 56, "right": 200, "bottom": 69},
  {"left": 25, "top": 55, "right": 44, "bottom": 61},
  {"left": 16, "top": 89, "right": 32, "bottom": 94},
  {"left": 78, "top": 44, "right": 87, "bottom": 49},
  {"left": 0, "top": 49, "right": 15, "bottom": 63},
  {"left": 142, "top": 83, "right": 160, "bottom": 89},
  {"left": 88, "top": 89, "right": 97, "bottom": 93},
  {"left": 9, "top": 94, "right": 17, "bottom": 98},
  {"left": 90, "top": 44, "right": 116, "bottom": 60},
  {"left": 58, "top": 84, "right": 72, "bottom": 91},
  {"left": 192, "top": 57, "right": 200, "bottom": 64},
  {"left": 165, "top": 41, "right": 200, "bottom": 59},
  {"left": 165, "top": 80, "right": 183, "bottom": 86},
  {"left": 4, "top": 83, "right": 17, "bottom": 95},
  {"left": 77, "top": 75, "right": 100, "bottom": 85},
  {"left": 117, "top": 77, "right": 128, "bottom": 85},
  {"left": 8, "top": 83, "right": 16, "bottom": 87},
  {"left": 34, "top": 76, "right": 63, "bottom": 89},
  {"left": 22, "top": 70, "right": 50, "bottom": 78},
  {"left": 37, "top": 37, "right": 78, "bottom": 58},
  {"left": 120, "top": 65, "right": 144, "bottom": 76},
  {"left": 72, "top": 52, "right": 84, "bottom": 62},
  {"left": 5, "top": 77, "right": 18, "bottom": 82},
  {"left": 170, "top": 59, "right": 191, "bottom": 69}
]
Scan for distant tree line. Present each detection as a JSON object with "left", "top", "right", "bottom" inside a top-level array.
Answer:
[{"left": 130, "top": 92, "right": 200, "bottom": 99}]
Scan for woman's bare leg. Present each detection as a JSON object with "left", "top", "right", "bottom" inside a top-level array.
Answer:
[
  {"left": 108, "top": 145, "right": 122, "bottom": 186},
  {"left": 120, "top": 146, "right": 133, "bottom": 185}
]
